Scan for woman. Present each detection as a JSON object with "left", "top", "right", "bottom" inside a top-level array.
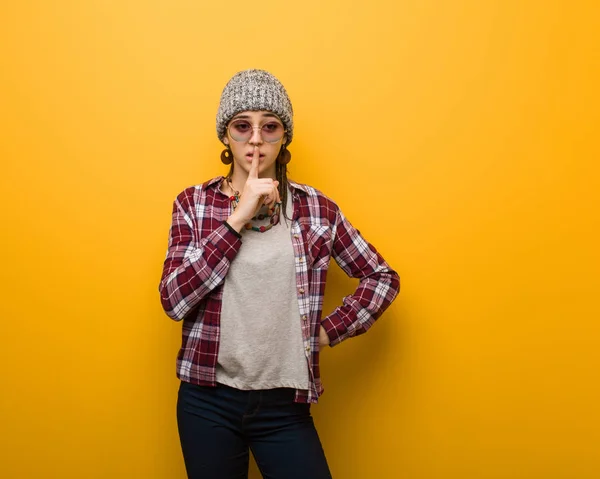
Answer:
[{"left": 159, "top": 69, "right": 400, "bottom": 479}]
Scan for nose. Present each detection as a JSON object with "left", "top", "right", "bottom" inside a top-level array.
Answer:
[{"left": 248, "top": 127, "right": 263, "bottom": 146}]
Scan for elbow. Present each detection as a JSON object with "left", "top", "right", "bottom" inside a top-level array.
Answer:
[
  {"left": 160, "top": 298, "right": 185, "bottom": 322},
  {"left": 165, "top": 309, "right": 185, "bottom": 322},
  {"left": 159, "top": 285, "right": 185, "bottom": 322},
  {"left": 387, "top": 270, "right": 401, "bottom": 304},
  {"left": 392, "top": 270, "right": 400, "bottom": 296},
  {"left": 375, "top": 265, "right": 400, "bottom": 297},
  {"left": 377, "top": 268, "right": 400, "bottom": 306}
]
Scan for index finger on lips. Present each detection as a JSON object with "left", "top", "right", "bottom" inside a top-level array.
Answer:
[{"left": 248, "top": 146, "right": 260, "bottom": 180}]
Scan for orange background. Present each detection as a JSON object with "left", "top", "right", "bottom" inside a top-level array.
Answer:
[{"left": 1, "top": 1, "right": 599, "bottom": 478}]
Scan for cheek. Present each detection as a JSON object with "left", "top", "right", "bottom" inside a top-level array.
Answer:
[
  {"left": 267, "top": 145, "right": 282, "bottom": 158},
  {"left": 229, "top": 146, "right": 245, "bottom": 160}
]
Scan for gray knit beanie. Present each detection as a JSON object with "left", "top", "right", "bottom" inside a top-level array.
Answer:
[{"left": 216, "top": 69, "right": 294, "bottom": 146}]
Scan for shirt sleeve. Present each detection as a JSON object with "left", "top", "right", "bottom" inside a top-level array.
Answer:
[
  {"left": 158, "top": 191, "right": 242, "bottom": 321},
  {"left": 320, "top": 208, "right": 400, "bottom": 346}
]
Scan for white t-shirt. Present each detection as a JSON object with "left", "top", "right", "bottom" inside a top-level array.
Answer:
[{"left": 216, "top": 193, "right": 310, "bottom": 390}]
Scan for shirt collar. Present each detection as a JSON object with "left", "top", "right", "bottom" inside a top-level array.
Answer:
[{"left": 288, "top": 179, "right": 308, "bottom": 194}]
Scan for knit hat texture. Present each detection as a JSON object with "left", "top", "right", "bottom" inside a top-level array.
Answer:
[{"left": 216, "top": 69, "right": 294, "bottom": 145}]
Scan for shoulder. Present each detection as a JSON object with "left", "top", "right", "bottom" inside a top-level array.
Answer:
[
  {"left": 289, "top": 179, "right": 340, "bottom": 224},
  {"left": 173, "top": 176, "right": 224, "bottom": 208}
]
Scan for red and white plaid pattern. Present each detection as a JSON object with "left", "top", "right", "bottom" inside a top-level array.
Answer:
[{"left": 159, "top": 177, "right": 400, "bottom": 403}]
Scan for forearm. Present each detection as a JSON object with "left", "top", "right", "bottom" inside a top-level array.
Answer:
[
  {"left": 159, "top": 223, "right": 242, "bottom": 321},
  {"left": 321, "top": 268, "right": 400, "bottom": 346}
]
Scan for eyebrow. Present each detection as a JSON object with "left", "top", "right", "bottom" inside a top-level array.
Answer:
[{"left": 232, "top": 113, "right": 280, "bottom": 121}]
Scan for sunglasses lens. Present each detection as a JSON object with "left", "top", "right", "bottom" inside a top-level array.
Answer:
[
  {"left": 261, "top": 122, "right": 284, "bottom": 142},
  {"left": 229, "top": 121, "right": 251, "bottom": 141},
  {"left": 228, "top": 121, "right": 284, "bottom": 143}
]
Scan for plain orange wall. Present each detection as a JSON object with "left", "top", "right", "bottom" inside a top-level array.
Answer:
[{"left": 1, "top": 1, "right": 599, "bottom": 478}]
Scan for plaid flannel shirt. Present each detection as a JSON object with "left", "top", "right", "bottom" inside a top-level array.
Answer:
[{"left": 159, "top": 176, "right": 400, "bottom": 403}]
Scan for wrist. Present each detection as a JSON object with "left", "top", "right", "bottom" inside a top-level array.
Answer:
[{"left": 226, "top": 212, "right": 246, "bottom": 233}]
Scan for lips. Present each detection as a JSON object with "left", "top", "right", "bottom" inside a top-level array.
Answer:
[{"left": 246, "top": 152, "right": 265, "bottom": 159}]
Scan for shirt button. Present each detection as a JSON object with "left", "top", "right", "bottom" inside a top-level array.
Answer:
[
  {"left": 293, "top": 234, "right": 299, "bottom": 239},
  {"left": 298, "top": 288, "right": 305, "bottom": 294},
  {"left": 302, "top": 315, "right": 308, "bottom": 321},
  {"left": 305, "top": 346, "right": 311, "bottom": 352},
  {"left": 299, "top": 257, "right": 304, "bottom": 262}
]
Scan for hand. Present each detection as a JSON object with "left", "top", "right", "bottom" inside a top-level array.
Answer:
[
  {"left": 319, "top": 326, "right": 330, "bottom": 348},
  {"left": 227, "top": 146, "right": 280, "bottom": 231}
]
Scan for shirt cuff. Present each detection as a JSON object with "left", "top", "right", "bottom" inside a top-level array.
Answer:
[
  {"left": 321, "top": 313, "right": 350, "bottom": 347},
  {"left": 222, "top": 220, "right": 242, "bottom": 239}
]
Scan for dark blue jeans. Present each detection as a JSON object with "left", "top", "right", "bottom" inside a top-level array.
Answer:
[{"left": 177, "top": 381, "right": 332, "bottom": 478}]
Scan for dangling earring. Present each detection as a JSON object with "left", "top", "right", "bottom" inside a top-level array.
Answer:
[
  {"left": 277, "top": 145, "right": 291, "bottom": 165},
  {"left": 221, "top": 146, "right": 233, "bottom": 165}
]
